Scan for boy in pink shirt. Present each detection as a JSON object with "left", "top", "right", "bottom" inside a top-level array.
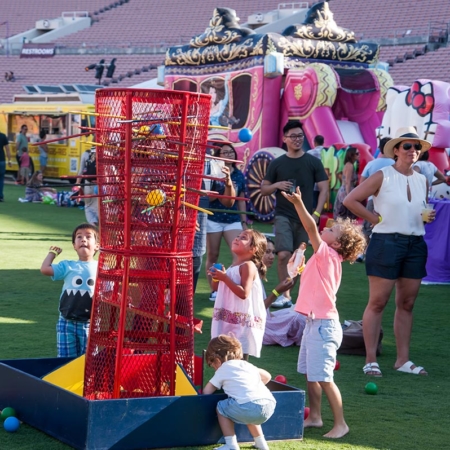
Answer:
[{"left": 282, "top": 187, "right": 365, "bottom": 439}]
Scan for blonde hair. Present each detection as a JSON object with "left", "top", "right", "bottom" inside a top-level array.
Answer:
[
  {"left": 334, "top": 217, "right": 366, "bottom": 262},
  {"left": 205, "top": 334, "right": 243, "bottom": 366},
  {"left": 245, "top": 229, "right": 268, "bottom": 280}
]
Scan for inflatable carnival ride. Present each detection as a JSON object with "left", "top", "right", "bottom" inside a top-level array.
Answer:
[
  {"left": 380, "top": 78, "right": 450, "bottom": 188},
  {"left": 164, "top": 1, "right": 449, "bottom": 218},
  {"left": 164, "top": 1, "right": 393, "bottom": 219},
  {"left": 1, "top": 2, "right": 450, "bottom": 448}
]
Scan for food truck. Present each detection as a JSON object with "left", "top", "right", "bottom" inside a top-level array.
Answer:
[{"left": 0, "top": 88, "right": 97, "bottom": 179}]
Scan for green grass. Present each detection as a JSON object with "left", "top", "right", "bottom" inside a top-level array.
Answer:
[{"left": 0, "top": 182, "right": 449, "bottom": 449}]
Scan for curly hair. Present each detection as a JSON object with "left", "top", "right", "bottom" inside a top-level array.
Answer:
[
  {"left": 334, "top": 217, "right": 366, "bottom": 262},
  {"left": 205, "top": 334, "right": 243, "bottom": 366},
  {"left": 245, "top": 229, "right": 268, "bottom": 281}
]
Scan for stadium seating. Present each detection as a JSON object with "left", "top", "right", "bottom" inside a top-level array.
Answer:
[
  {"left": 0, "top": 54, "right": 162, "bottom": 103},
  {"left": 328, "top": 0, "right": 450, "bottom": 40},
  {"left": 0, "top": 0, "right": 110, "bottom": 37},
  {"left": 0, "top": 0, "right": 449, "bottom": 104},
  {"left": 388, "top": 45, "right": 450, "bottom": 85},
  {"left": 379, "top": 44, "right": 427, "bottom": 66}
]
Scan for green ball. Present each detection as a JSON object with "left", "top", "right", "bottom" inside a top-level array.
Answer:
[
  {"left": 365, "top": 382, "right": 378, "bottom": 395},
  {"left": 1, "top": 407, "right": 16, "bottom": 420}
]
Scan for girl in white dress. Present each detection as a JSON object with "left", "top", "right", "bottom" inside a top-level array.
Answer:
[{"left": 209, "top": 229, "right": 267, "bottom": 359}]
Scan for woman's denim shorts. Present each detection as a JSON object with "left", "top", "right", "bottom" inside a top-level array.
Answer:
[{"left": 366, "top": 233, "right": 427, "bottom": 280}]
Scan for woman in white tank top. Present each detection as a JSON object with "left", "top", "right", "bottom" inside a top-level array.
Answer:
[{"left": 343, "top": 127, "right": 436, "bottom": 378}]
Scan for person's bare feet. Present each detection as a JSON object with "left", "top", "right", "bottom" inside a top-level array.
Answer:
[
  {"left": 303, "top": 417, "right": 323, "bottom": 428},
  {"left": 323, "top": 423, "right": 349, "bottom": 438}
]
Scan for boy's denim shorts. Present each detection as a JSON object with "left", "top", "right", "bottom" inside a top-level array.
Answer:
[
  {"left": 217, "top": 397, "right": 276, "bottom": 425},
  {"left": 298, "top": 318, "right": 342, "bottom": 382},
  {"left": 366, "top": 233, "right": 427, "bottom": 280}
]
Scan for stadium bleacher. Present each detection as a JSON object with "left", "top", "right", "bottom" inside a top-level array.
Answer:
[
  {"left": 388, "top": 45, "right": 450, "bottom": 85},
  {"left": 0, "top": 54, "right": 163, "bottom": 103},
  {"left": 0, "top": 0, "right": 449, "bottom": 104},
  {"left": 379, "top": 44, "right": 427, "bottom": 66},
  {"left": 327, "top": 0, "right": 450, "bottom": 40}
]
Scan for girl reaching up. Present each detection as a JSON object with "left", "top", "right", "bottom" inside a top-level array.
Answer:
[
  {"left": 282, "top": 187, "right": 366, "bottom": 438},
  {"left": 208, "top": 229, "right": 267, "bottom": 360}
]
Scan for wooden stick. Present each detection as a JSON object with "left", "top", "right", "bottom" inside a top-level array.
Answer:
[
  {"left": 29, "top": 132, "right": 91, "bottom": 145},
  {"left": 180, "top": 201, "right": 213, "bottom": 215},
  {"left": 206, "top": 208, "right": 256, "bottom": 215},
  {"left": 79, "top": 125, "right": 125, "bottom": 133},
  {"left": 68, "top": 110, "right": 126, "bottom": 119}
]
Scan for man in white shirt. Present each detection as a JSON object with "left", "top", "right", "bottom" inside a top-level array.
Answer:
[
  {"left": 308, "top": 135, "right": 324, "bottom": 159},
  {"left": 308, "top": 135, "right": 325, "bottom": 209}
]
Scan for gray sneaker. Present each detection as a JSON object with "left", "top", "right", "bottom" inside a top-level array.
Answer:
[{"left": 271, "top": 295, "right": 293, "bottom": 308}]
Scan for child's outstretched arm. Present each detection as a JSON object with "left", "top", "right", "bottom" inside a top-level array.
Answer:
[
  {"left": 40, "top": 246, "right": 62, "bottom": 276},
  {"left": 264, "top": 277, "right": 295, "bottom": 309},
  {"left": 281, "top": 188, "right": 322, "bottom": 252}
]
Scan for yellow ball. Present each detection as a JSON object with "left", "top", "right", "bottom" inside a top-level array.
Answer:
[{"left": 146, "top": 189, "right": 166, "bottom": 206}]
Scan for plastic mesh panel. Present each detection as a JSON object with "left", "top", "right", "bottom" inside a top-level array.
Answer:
[{"left": 84, "top": 88, "right": 211, "bottom": 399}]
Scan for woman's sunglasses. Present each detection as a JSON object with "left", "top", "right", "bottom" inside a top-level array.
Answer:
[{"left": 401, "top": 143, "right": 422, "bottom": 151}]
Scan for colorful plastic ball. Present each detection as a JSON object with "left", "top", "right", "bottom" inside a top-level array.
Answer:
[
  {"left": 1, "top": 407, "right": 16, "bottom": 420},
  {"left": 4, "top": 416, "right": 20, "bottom": 432},
  {"left": 304, "top": 407, "right": 310, "bottom": 420},
  {"left": 212, "top": 263, "right": 222, "bottom": 282},
  {"left": 274, "top": 375, "right": 287, "bottom": 384},
  {"left": 146, "top": 189, "right": 166, "bottom": 206},
  {"left": 334, "top": 360, "right": 341, "bottom": 371},
  {"left": 238, "top": 128, "right": 253, "bottom": 143},
  {"left": 365, "top": 382, "right": 378, "bottom": 395}
]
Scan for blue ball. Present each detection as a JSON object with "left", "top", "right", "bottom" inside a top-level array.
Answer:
[
  {"left": 4, "top": 416, "right": 20, "bottom": 432},
  {"left": 212, "top": 263, "right": 222, "bottom": 282},
  {"left": 238, "top": 128, "right": 253, "bottom": 143}
]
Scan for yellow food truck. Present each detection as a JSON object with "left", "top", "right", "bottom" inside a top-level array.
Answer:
[{"left": 0, "top": 87, "right": 98, "bottom": 180}]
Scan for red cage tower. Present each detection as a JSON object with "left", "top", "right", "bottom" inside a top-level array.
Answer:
[{"left": 83, "top": 88, "right": 211, "bottom": 400}]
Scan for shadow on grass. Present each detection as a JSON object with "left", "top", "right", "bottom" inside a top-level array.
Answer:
[{"left": 0, "top": 232, "right": 72, "bottom": 241}]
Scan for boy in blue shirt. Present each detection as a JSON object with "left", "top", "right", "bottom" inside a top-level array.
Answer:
[{"left": 41, "top": 223, "right": 99, "bottom": 357}]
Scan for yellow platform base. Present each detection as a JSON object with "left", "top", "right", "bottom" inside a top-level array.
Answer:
[{"left": 43, "top": 356, "right": 198, "bottom": 397}]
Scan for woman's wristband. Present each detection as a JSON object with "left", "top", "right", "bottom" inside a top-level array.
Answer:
[
  {"left": 49, "top": 250, "right": 59, "bottom": 256},
  {"left": 272, "top": 289, "right": 280, "bottom": 297},
  {"left": 378, "top": 215, "right": 382, "bottom": 223},
  {"left": 313, "top": 211, "right": 321, "bottom": 218}
]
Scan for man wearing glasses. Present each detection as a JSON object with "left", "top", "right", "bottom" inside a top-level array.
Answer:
[{"left": 261, "top": 120, "right": 329, "bottom": 308}]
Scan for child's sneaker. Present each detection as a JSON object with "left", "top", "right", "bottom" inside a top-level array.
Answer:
[
  {"left": 271, "top": 295, "right": 292, "bottom": 308},
  {"left": 209, "top": 291, "right": 217, "bottom": 302}
]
